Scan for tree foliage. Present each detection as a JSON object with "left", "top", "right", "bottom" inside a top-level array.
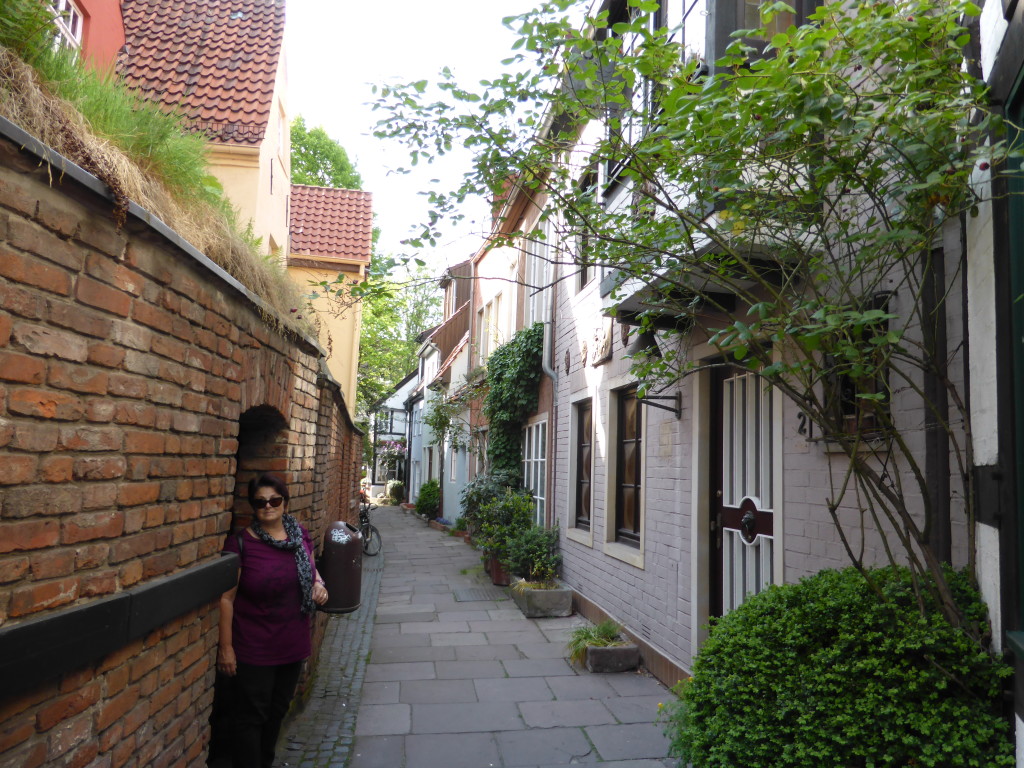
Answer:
[
  {"left": 290, "top": 116, "right": 363, "bottom": 189},
  {"left": 483, "top": 323, "right": 544, "bottom": 474},
  {"left": 373, "top": 0, "right": 1023, "bottom": 633}
]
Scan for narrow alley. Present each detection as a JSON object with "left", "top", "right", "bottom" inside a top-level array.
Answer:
[{"left": 275, "top": 506, "right": 675, "bottom": 768}]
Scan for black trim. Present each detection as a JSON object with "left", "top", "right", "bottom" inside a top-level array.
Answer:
[
  {"left": 975, "top": 465, "right": 1006, "bottom": 527},
  {"left": 0, "top": 554, "right": 239, "bottom": 699},
  {"left": 988, "top": 1, "right": 1024, "bottom": 105}
]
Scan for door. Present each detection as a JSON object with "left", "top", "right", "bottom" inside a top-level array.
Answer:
[{"left": 710, "top": 366, "right": 777, "bottom": 616}]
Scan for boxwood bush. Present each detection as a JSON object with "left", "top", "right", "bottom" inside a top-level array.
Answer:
[{"left": 663, "top": 566, "right": 1012, "bottom": 767}]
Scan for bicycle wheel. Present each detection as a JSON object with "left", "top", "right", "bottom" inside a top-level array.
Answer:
[{"left": 362, "top": 524, "right": 382, "bottom": 556}]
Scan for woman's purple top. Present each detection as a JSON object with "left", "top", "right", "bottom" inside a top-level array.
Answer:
[{"left": 223, "top": 527, "right": 315, "bottom": 666}]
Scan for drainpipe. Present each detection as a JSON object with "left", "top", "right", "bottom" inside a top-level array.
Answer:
[{"left": 922, "top": 244, "right": 951, "bottom": 563}]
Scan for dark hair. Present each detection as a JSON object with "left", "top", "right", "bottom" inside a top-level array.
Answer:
[{"left": 248, "top": 472, "right": 290, "bottom": 505}]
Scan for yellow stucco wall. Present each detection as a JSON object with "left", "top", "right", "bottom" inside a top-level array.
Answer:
[{"left": 287, "top": 262, "right": 364, "bottom": 417}]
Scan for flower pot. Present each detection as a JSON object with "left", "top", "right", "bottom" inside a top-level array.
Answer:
[
  {"left": 489, "top": 556, "right": 511, "bottom": 587},
  {"left": 511, "top": 581, "right": 573, "bottom": 618},
  {"left": 585, "top": 643, "right": 639, "bottom": 673}
]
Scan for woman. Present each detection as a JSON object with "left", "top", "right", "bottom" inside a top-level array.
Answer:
[{"left": 217, "top": 472, "right": 328, "bottom": 768}]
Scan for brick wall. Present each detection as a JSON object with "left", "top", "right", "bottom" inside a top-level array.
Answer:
[{"left": 0, "top": 123, "right": 361, "bottom": 766}]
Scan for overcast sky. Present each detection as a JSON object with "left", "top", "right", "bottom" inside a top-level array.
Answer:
[{"left": 286, "top": 0, "right": 542, "bottom": 271}]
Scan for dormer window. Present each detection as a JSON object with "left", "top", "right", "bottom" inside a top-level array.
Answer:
[{"left": 51, "top": 0, "right": 84, "bottom": 51}]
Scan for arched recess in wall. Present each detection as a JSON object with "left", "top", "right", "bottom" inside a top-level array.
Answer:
[{"left": 233, "top": 404, "right": 290, "bottom": 530}]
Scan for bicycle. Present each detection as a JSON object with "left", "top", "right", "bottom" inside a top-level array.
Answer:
[{"left": 359, "top": 499, "right": 382, "bottom": 556}]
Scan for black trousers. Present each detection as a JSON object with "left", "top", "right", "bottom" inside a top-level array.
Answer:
[{"left": 230, "top": 660, "right": 302, "bottom": 768}]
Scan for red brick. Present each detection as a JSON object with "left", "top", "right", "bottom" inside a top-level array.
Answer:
[
  {"left": 107, "top": 373, "right": 147, "bottom": 399},
  {"left": 109, "top": 532, "right": 157, "bottom": 563},
  {"left": 124, "top": 430, "right": 164, "bottom": 454},
  {"left": 74, "top": 216, "right": 127, "bottom": 257},
  {"left": 0, "top": 518, "right": 59, "bottom": 552},
  {"left": 75, "top": 276, "right": 131, "bottom": 317},
  {"left": 128, "top": 647, "right": 163, "bottom": 683},
  {"left": 0, "top": 350, "right": 46, "bottom": 383},
  {"left": 0, "top": 246, "right": 72, "bottom": 296},
  {"left": 29, "top": 548, "right": 76, "bottom": 579},
  {"left": 117, "top": 482, "right": 160, "bottom": 507},
  {"left": 46, "top": 711, "right": 92, "bottom": 760},
  {"left": 6, "top": 741, "right": 48, "bottom": 768},
  {"left": 73, "top": 456, "right": 126, "bottom": 481},
  {"left": 111, "top": 736, "right": 135, "bottom": 768},
  {"left": 148, "top": 380, "right": 182, "bottom": 406},
  {"left": 13, "top": 323, "right": 88, "bottom": 361},
  {"left": 144, "top": 505, "right": 165, "bottom": 528},
  {"left": 48, "top": 361, "right": 108, "bottom": 394},
  {"left": 34, "top": 195, "right": 81, "bottom": 236},
  {"left": 85, "top": 398, "right": 116, "bottom": 423},
  {"left": 0, "top": 555, "right": 29, "bottom": 582},
  {"left": 0, "top": 279, "right": 47, "bottom": 320},
  {"left": 9, "top": 577, "right": 79, "bottom": 616},
  {"left": 0, "top": 711, "right": 35, "bottom": 751},
  {"left": 0, "top": 312, "right": 10, "bottom": 346},
  {"left": 73, "top": 542, "right": 108, "bottom": 569},
  {"left": 119, "top": 559, "right": 143, "bottom": 586},
  {"left": 63, "top": 512, "right": 124, "bottom": 544},
  {"left": 87, "top": 342, "right": 125, "bottom": 368},
  {"left": 8, "top": 217, "right": 83, "bottom": 271},
  {"left": 0, "top": 454, "right": 37, "bottom": 484},
  {"left": 80, "top": 569, "right": 117, "bottom": 597},
  {"left": 58, "top": 425, "right": 122, "bottom": 451},
  {"left": 66, "top": 741, "right": 100, "bottom": 768},
  {"left": 48, "top": 301, "right": 113, "bottom": 339},
  {"left": 39, "top": 455, "right": 73, "bottom": 483},
  {"left": 11, "top": 422, "right": 58, "bottom": 451},
  {"left": 8, "top": 388, "right": 84, "bottom": 420},
  {"left": 1, "top": 485, "right": 82, "bottom": 518},
  {"left": 151, "top": 334, "right": 188, "bottom": 363},
  {"left": 142, "top": 550, "right": 177, "bottom": 579},
  {"left": 96, "top": 686, "right": 140, "bottom": 732},
  {"left": 176, "top": 541, "right": 199, "bottom": 567},
  {"left": 0, "top": 173, "right": 39, "bottom": 216},
  {"left": 36, "top": 682, "right": 101, "bottom": 731},
  {"left": 131, "top": 302, "right": 173, "bottom": 334},
  {"left": 81, "top": 482, "right": 117, "bottom": 510},
  {"left": 84, "top": 252, "right": 144, "bottom": 295}
]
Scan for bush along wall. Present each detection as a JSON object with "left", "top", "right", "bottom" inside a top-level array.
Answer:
[
  {"left": 662, "top": 566, "right": 1013, "bottom": 767},
  {"left": 482, "top": 322, "right": 543, "bottom": 476}
]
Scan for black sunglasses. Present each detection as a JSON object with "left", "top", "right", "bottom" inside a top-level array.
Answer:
[{"left": 252, "top": 496, "right": 284, "bottom": 509}]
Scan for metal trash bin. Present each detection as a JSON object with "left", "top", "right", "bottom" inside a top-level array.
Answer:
[{"left": 317, "top": 521, "right": 362, "bottom": 614}]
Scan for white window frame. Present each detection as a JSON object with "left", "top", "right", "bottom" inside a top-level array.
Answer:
[
  {"left": 524, "top": 219, "right": 553, "bottom": 327},
  {"left": 522, "top": 420, "right": 547, "bottom": 526},
  {"left": 51, "top": 0, "right": 84, "bottom": 51}
]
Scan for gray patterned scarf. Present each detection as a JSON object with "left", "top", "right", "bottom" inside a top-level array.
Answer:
[{"left": 250, "top": 513, "right": 315, "bottom": 615}]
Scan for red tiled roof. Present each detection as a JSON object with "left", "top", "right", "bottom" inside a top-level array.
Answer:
[
  {"left": 118, "top": 0, "right": 285, "bottom": 145},
  {"left": 289, "top": 185, "right": 373, "bottom": 262}
]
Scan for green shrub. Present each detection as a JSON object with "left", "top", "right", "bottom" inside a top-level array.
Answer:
[
  {"left": 476, "top": 489, "right": 533, "bottom": 563},
  {"left": 415, "top": 480, "right": 441, "bottom": 519},
  {"left": 459, "top": 469, "right": 520, "bottom": 530},
  {"left": 385, "top": 480, "right": 405, "bottom": 504},
  {"left": 662, "top": 566, "right": 1013, "bottom": 767},
  {"left": 503, "top": 525, "right": 560, "bottom": 585}
]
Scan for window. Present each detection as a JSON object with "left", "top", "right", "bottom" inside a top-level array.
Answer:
[
  {"left": 450, "top": 445, "right": 458, "bottom": 482},
  {"left": 50, "top": 0, "right": 83, "bottom": 51},
  {"left": 477, "top": 294, "right": 504, "bottom": 361},
  {"left": 615, "top": 387, "right": 642, "bottom": 547},
  {"left": 574, "top": 401, "right": 593, "bottom": 531},
  {"left": 525, "top": 218, "right": 554, "bottom": 326},
  {"left": 522, "top": 421, "right": 547, "bottom": 525}
]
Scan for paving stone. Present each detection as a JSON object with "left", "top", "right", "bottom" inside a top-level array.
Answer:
[
  {"left": 404, "top": 733, "right": 501, "bottom": 768},
  {"left": 503, "top": 658, "right": 576, "bottom": 677},
  {"left": 519, "top": 699, "right": 617, "bottom": 728},
  {"left": 516, "top": 641, "right": 572, "bottom": 659},
  {"left": 546, "top": 674, "right": 620, "bottom": 700},
  {"left": 435, "top": 660, "right": 506, "bottom": 679},
  {"left": 369, "top": 645, "right": 456, "bottom": 664},
  {"left": 606, "top": 673, "right": 676, "bottom": 698},
  {"left": 360, "top": 682, "right": 400, "bottom": 705},
  {"left": 399, "top": 679, "right": 478, "bottom": 704},
  {"left": 430, "top": 632, "right": 488, "bottom": 646},
  {"left": 364, "top": 661, "right": 436, "bottom": 683},
  {"left": 603, "top": 694, "right": 668, "bottom": 724},
  {"left": 474, "top": 677, "right": 554, "bottom": 703},
  {"left": 411, "top": 702, "right": 526, "bottom": 734},
  {"left": 496, "top": 727, "right": 599, "bottom": 766},
  {"left": 585, "top": 723, "right": 673, "bottom": 761},
  {"left": 453, "top": 643, "right": 521, "bottom": 661}
]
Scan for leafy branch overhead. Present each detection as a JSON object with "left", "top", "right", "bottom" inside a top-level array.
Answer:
[{"left": 373, "top": 0, "right": 1024, "bottom": 633}]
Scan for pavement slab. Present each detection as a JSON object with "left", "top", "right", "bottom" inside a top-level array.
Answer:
[{"left": 274, "top": 506, "right": 678, "bottom": 768}]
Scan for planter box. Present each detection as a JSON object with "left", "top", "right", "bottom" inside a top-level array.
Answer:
[
  {"left": 428, "top": 519, "right": 448, "bottom": 532},
  {"left": 511, "top": 582, "right": 573, "bottom": 618},
  {"left": 585, "top": 643, "right": 639, "bottom": 673},
  {"left": 488, "top": 556, "right": 511, "bottom": 587}
]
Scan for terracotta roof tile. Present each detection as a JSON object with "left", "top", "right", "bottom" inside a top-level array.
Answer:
[
  {"left": 118, "top": 0, "right": 285, "bottom": 145},
  {"left": 290, "top": 185, "right": 373, "bottom": 263}
]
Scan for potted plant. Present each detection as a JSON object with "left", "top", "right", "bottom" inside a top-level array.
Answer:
[
  {"left": 566, "top": 620, "right": 639, "bottom": 673},
  {"left": 476, "top": 488, "right": 533, "bottom": 586},
  {"left": 504, "top": 525, "right": 572, "bottom": 618}
]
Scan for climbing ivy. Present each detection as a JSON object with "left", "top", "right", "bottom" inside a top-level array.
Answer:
[{"left": 483, "top": 323, "right": 544, "bottom": 475}]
